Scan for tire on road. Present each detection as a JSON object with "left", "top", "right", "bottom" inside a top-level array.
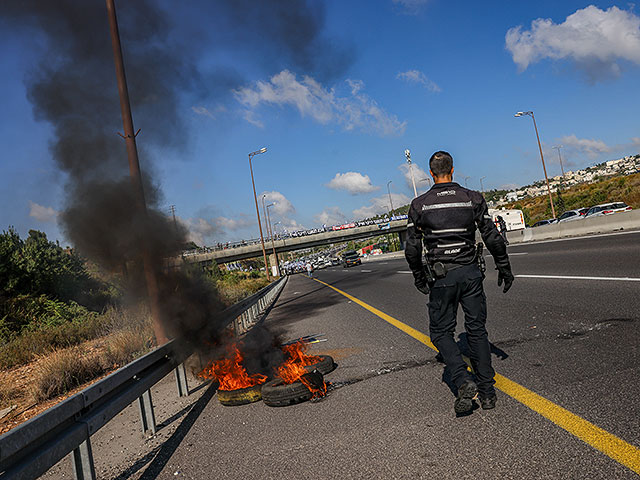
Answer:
[
  {"left": 305, "top": 355, "right": 336, "bottom": 375},
  {"left": 217, "top": 384, "right": 263, "bottom": 406},
  {"left": 262, "top": 371, "right": 325, "bottom": 407}
]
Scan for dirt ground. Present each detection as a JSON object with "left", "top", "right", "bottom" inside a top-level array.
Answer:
[{"left": 0, "top": 337, "right": 117, "bottom": 435}]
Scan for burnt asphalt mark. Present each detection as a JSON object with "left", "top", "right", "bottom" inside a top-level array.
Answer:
[{"left": 323, "top": 357, "right": 437, "bottom": 393}]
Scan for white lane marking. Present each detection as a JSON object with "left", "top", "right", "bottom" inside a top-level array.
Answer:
[
  {"left": 360, "top": 269, "right": 372, "bottom": 273},
  {"left": 516, "top": 274, "right": 640, "bottom": 282},
  {"left": 486, "top": 252, "right": 528, "bottom": 257},
  {"left": 507, "top": 229, "right": 640, "bottom": 248},
  {"left": 397, "top": 271, "right": 413, "bottom": 274}
]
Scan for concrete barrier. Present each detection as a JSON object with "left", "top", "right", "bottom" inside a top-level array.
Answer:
[{"left": 506, "top": 209, "right": 640, "bottom": 244}]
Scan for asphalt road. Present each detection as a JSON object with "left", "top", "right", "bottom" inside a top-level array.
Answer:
[{"left": 110, "top": 231, "right": 640, "bottom": 479}]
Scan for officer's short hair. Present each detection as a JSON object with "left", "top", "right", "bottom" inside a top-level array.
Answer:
[{"left": 429, "top": 151, "right": 453, "bottom": 176}]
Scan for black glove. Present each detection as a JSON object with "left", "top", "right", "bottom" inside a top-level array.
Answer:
[
  {"left": 413, "top": 270, "right": 430, "bottom": 295},
  {"left": 415, "top": 282, "right": 430, "bottom": 295},
  {"left": 496, "top": 266, "right": 514, "bottom": 293}
]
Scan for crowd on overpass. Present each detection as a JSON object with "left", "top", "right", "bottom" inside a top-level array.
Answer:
[{"left": 181, "top": 214, "right": 408, "bottom": 257}]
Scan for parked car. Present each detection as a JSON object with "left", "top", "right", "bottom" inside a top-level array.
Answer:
[
  {"left": 342, "top": 250, "right": 362, "bottom": 268},
  {"left": 531, "top": 219, "right": 557, "bottom": 228},
  {"left": 557, "top": 208, "right": 588, "bottom": 223},
  {"left": 584, "top": 202, "right": 632, "bottom": 218}
]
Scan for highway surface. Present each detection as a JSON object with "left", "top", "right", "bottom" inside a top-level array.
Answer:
[{"left": 45, "top": 231, "right": 640, "bottom": 479}]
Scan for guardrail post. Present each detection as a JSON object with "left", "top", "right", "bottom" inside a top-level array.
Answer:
[
  {"left": 174, "top": 363, "right": 189, "bottom": 397},
  {"left": 71, "top": 438, "right": 96, "bottom": 480},
  {"left": 137, "top": 389, "right": 156, "bottom": 435}
]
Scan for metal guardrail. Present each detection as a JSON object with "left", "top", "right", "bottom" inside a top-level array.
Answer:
[{"left": 0, "top": 275, "right": 287, "bottom": 480}]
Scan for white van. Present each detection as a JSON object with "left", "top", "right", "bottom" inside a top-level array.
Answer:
[{"left": 488, "top": 208, "right": 525, "bottom": 231}]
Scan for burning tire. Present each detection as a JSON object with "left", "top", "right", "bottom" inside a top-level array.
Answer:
[
  {"left": 304, "top": 355, "right": 336, "bottom": 375},
  {"left": 262, "top": 370, "right": 325, "bottom": 407},
  {"left": 217, "top": 384, "right": 263, "bottom": 406}
]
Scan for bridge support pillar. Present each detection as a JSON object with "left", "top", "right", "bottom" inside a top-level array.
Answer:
[
  {"left": 398, "top": 230, "right": 407, "bottom": 250},
  {"left": 269, "top": 253, "right": 280, "bottom": 277}
]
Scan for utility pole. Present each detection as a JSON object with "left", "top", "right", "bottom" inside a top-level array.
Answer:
[
  {"left": 387, "top": 181, "right": 394, "bottom": 214},
  {"left": 553, "top": 145, "right": 565, "bottom": 177},
  {"left": 515, "top": 111, "right": 556, "bottom": 219},
  {"left": 169, "top": 205, "right": 178, "bottom": 232},
  {"left": 106, "top": 0, "right": 167, "bottom": 345},
  {"left": 480, "top": 176, "right": 486, "bottom": 193}
]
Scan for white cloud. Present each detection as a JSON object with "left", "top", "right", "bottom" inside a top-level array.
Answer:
[
  {"left": 560, "top": 134, "right": 611, "bottom": 159},
  {"left": 213, "top": 215, "right": 253, "bottom": 232},
  {"left": 326, "top": 172, "right": 379, "bottom": 194},
  {"left": 506, "top": 6, "right": 640, "bottom": 81},
  {"left": 234, "top": 70, "right": 406, "bottom": 136},
  {"left": 392, "top": 0, "right": 431, "bottom": 14},
  {"left": 398, "top": 162, "right": 431, "bottom": 193},
  {"left": 29, "top": 201, "right": 58, "bottom": 223},
  {"left": 314, "top": 207, "right": 347, "bottom": 226},
  {"left": 396, "top": 70, "right": 441, "bottom": 93},
  {"left": 261, "top": 191, "right": 295, "bottom": 217},
  {"left": 259, "top": 190, "right": 303, "bottom": 231},
  {"left": 191, "top": 106, "right": 214, "bottom": 118},
  {"left": 631, "top": 137, "right": 640, "bottom": 147},
  {"left": 353, "top": 193, "right": 411, "bottom": 219},
  {"left": 178, "top": 217, "right": 217, "bottom": 246}
]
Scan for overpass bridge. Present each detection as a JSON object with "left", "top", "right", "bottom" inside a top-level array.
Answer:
[{"left": 175, "top": 219, "right": 408, "bottom": 265}]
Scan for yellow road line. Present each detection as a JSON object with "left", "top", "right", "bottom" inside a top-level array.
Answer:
[{"left": 312, "top": 277, "right": 640, "bottom": 474}]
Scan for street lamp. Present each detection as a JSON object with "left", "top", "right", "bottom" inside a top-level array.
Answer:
[
  {"left": 404, "top": 149, "right": 418, "bottom": 198},
  {"left": 266, "top": 203, "right": 281, "bottom": 276},
  {"left": 248, "top": 147, "right": 270, "bottom": 280},
  {"left": 419, "top": 177, "right": 432, "bottom": 187},
  {"left": 480, "top": 176, "right": 486, "bottom": 193},
  {"left": 514, "top": 111, "right": 556, "bottom": 218},
  {"left": 386, "top": 180, "right": 394, "bottom": 214},
  {"left": 552, "top": 145, "right": 565, "bottom": 177},
  {"left": 462, "top": 175, "right": 471, "bottom": 187}
]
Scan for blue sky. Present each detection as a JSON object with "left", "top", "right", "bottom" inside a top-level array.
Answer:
[{"left": 1, "top": 1, "right": 640, "bottom": 245}]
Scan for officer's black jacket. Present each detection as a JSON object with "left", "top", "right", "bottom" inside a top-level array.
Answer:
[{"left": 405, "top": 181, "right": 510, "bottom": 283}]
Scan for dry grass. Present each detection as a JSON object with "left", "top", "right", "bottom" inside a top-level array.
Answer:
[
  {"left": 217, "top": 277, "right": 270, "bottom": 305},
  {"left": 103, "top": 327, "right": 152, "bottom": 368},
  {"left": 25, "top": 307, "right": 153, "bottom": 403},
  {"left": 29, "top": 347, "right": 104, "bottom": 403}
]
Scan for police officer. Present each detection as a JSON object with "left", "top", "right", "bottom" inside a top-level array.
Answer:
[{"left": 405, "top": 151, "right": 514, "bottom": 414}]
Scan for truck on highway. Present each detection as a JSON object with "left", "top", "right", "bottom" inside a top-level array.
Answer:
[{"left": 488, "top": 208, "right": 525, "bottom": 231}]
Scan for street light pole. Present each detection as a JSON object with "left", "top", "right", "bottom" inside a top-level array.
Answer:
[
  {"left": 386, "top": 180, "right": 394, "bottom": 214},
  {"left": 462, "top": 175, "right": 470, "bottom": 187},
  {"left": 248, "top": 147, "right": 270, "bottom": 280},
  {"left": 266, "top": 203, "right": 281, "bottom": 277},
  {"left": 404, "top": 149, "right": 418, "bottom": 198},
  {"left": 553, "top": 145, "right": 565, "bottom": 177},
  {"left": 515, "top": 111, "right": 556, "bottom": 219},
  {"left": 261, "top": 194, "right": 272, "bottom": 242},
  {"left": 480, "top": 176, "right": 486, "bottom": 193}
]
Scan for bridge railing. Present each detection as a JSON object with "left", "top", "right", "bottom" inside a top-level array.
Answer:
[{"left": 0, "top": 275, "right": 287, "bottom": 480}]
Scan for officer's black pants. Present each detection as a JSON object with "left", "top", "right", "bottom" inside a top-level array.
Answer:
[{"left": 428, "top": 263, "right": 495, "bottom": 396}]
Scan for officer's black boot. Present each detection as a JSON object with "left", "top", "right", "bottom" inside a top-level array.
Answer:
[
  {"left": 480, "top": 394, "right": 497, "bottom": 410},
  {"left": 454, "top": 379, "right": 478, "bottom": 414}
]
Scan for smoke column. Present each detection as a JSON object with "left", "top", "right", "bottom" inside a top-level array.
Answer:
[{"left": 1, "top": 0, "right": 352, "bottom": 350}]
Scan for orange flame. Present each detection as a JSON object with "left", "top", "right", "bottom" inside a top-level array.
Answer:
[
  {"left": 277, "top": 340, "right": 327, "bottom": 398},
  {"left": 199, "top": 343, "right": 267, "bottom": 391}
]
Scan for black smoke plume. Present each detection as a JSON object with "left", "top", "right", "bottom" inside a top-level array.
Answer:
[{"left": 1, "top": 0, "right": 351, "bottom": 350}]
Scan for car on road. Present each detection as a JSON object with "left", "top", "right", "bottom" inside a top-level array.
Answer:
[
  {"left": 531, "top": 218, "right": 557, "bottom": 227},
  {"left": 584, "top": 202, "right": 632, "bottom": 218},
  {"left": 557, "top": 208, "right": 588, "bottom": 223},
  {"left": 342, "top": 250, "right": 362, "bottom": 268}
]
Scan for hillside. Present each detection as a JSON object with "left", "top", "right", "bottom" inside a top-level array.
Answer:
[{"left": 504, "top": 172, "right": 640, "bottom": 225}]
